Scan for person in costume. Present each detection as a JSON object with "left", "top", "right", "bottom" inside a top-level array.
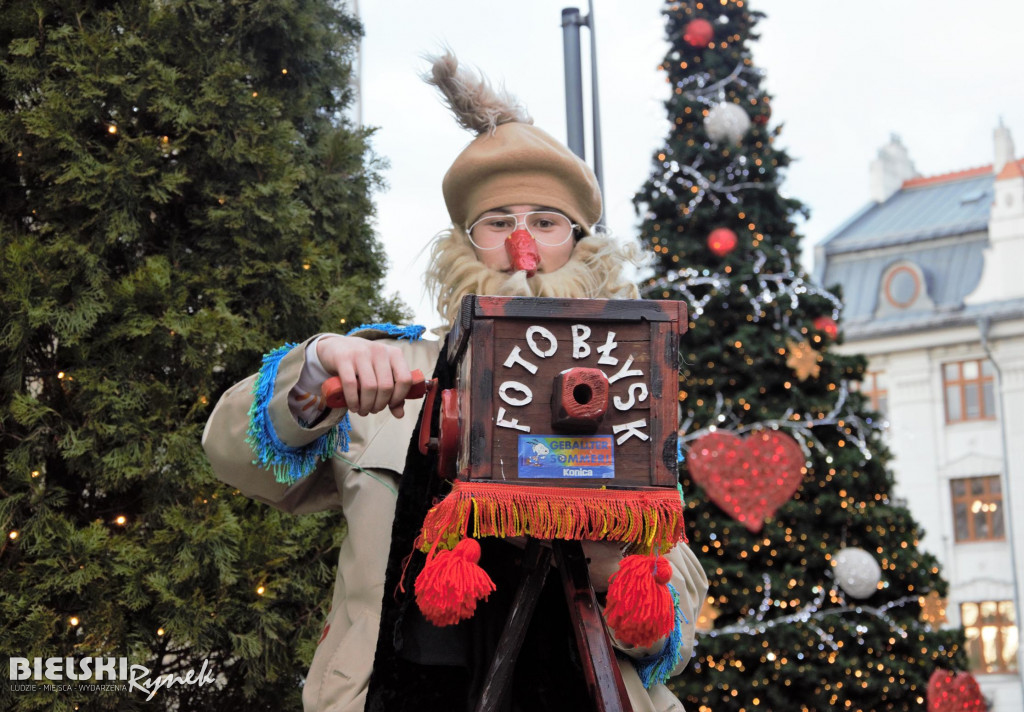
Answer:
[{"left": 203, "top": 52, "right": 708, "bottom": 712}]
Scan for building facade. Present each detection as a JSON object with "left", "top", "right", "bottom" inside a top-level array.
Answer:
[{"left": 815, "top": 124, "right": 1024, "bottom": 711}]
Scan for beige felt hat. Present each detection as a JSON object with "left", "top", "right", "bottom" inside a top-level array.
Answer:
[{"left": 426, "top": 52, "right": 602, "bottom": 232}]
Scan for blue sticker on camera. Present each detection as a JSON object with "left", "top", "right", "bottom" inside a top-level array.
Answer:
[{"left": 517, "top": 435, "right": 615, "bottom": 479}]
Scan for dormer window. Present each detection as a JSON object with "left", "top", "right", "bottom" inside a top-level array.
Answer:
[
  {"left": 875, "top": 261, "right": 933, "bottom": 316},
  {"left": 884, "top": 265, "right": 921, "bottom": 308}
]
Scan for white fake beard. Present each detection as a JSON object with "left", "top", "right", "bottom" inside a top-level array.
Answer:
[{"left": 425, "top": 227, "right": 641, "bottom": 327}]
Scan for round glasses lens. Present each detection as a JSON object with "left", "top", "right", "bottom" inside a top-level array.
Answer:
[
  {"left": 469, "top": 215, "right": 518, "bottom": 249},
  {"left": 525, "top": 212, "right": 573, "bottom": 246}
]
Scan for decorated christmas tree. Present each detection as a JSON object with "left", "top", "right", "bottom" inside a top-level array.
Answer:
[
  {"left": 634, "top": 3, "right": 971, "bottom": 710},
  {"left": 0, "top": 1, "right": 404, "bottom": 710}
]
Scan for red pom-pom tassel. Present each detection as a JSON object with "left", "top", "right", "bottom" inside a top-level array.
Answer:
[
  {"left": 415, "top": 538, "right": 496, "bottom": 626},
  {"left": 604, "top": 554, "right": 674, "bottom": 648}
]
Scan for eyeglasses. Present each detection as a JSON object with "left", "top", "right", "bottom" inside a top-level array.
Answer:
[{"left": 467, "top": 211, "right": 578, "bottom": 250}]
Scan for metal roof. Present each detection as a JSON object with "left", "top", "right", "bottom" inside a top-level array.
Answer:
[
  {"left": 841, "top": 296, "right": 1024, "bottom": 340},
  {"left": 821, "top": 172, "right": 994, "bottom": 255},
  {"left": 810, "top": 159, "right": 1024, "bottom": 340},
  {"left": 822, "top": 237, "right": 986, "bottom": 323}
]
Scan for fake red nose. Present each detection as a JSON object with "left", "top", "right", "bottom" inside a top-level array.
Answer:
[{"left": 505, "top": 229, "right": 540, "bottom": 277}]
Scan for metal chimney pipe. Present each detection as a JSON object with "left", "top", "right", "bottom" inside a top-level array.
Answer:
[
  {"left": 562, "top": 5, "right": 605, "bottom": 227},
  {"left": 561, "top": 8, "right": 586, "bottom": 161},
  {"left": 587, "top": 0, "right": 604, "bottom": 207}
]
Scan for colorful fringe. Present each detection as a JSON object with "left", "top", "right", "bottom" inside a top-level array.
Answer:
[
  {"left": 416, "top": 482, "right": 687, "bottom": 554},
  {"left": 246, "top": 343, "right": 351, "bottom": 484},
  {"left": 632, "top": 583, "right": 689, "bottom": 689},
  {"left": 346, "top": 322, "right": 426, "bottom": 341}
]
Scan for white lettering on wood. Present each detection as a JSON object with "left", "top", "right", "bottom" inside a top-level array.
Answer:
[
  {"left": 608, "top": 354, "right": 644, "bottom": 384},
  {"left": 525, "top": 325, "right": 557, "bottom": 358},
  {"left": 502, "top": 345, "right": 538, "bottom": 374},
  {"left": 613, "top": 383, "right": 649, "bottom": 411},
  {"left": 496, "top": 407, "right": 530, "bottom": 432},
  {"left": 596, "top": 331, "right": 619, "bottom": 366},
  {"left": 498, "top": 381, "right": 533, "bottom": 407},
  {"left": 571, "top": 324, "right": 591, "bottom": 359},
  {"left": 612, "top": 419, "right": 650, "bottom": 444}
]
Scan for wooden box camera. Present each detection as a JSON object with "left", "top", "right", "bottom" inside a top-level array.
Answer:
[{"left": 429, "top": 296, "right": 687, "bottom": 489}]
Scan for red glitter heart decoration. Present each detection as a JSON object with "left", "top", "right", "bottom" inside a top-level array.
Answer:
[
  {"left": 927, "top": 669, "right": 985, "bottom": 712},
  {"left": 687, "top": 430, "right": 805, "bottom": 533}
]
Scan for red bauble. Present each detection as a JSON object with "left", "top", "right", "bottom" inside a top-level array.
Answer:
[
  {"left": 812, "top": 315, "right": 839, "bottom": 339},
  {"left": 707, "top": 227, "right": 738, "bottom": 257},
  {"left": 927, "top": 670, "right": 985, "bottom": 712},
  {"left": 683, "top": 18, "right": 714, "bottom": 47},
  {"left": 687, "top": 431, "right": 805, "bottom": 533}
]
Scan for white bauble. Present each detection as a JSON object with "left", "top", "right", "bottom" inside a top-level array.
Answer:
[
  {"left": 832, "top": 547, "right": 882, "bottom": 599},
  {"left": 704, "top": 102, "right": 751, "bottom": 144}
]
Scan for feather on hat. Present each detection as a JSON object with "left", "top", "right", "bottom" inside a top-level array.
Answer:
[{"left": 424, "top": 51, "right": 532, "bottom": 135}]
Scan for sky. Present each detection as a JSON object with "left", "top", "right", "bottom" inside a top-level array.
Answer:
[{"left": 357, "top": 0, "right": 1024, "bottom": 329}]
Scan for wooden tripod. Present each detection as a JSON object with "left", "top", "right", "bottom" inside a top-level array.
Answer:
[{"left": 473, "top": 539, "right": 633, "bottom": 712}]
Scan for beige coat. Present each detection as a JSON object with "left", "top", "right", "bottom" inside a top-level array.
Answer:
[{"left": 203, "top": 333, "right": 708, "bottom": 712}]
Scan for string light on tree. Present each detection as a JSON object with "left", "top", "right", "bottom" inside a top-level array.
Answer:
[
  {"left": 642, "top": 248, "right": 843, "bottom": 326},
  {"left": 707, "top": 573, "right": 922, "bottom": 646},
  {"left": 696, "top": 596, "right": 721, "bottom": 633}
]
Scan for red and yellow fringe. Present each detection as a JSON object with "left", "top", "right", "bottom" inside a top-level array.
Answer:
[{"left": 416, "top": 482, "right": 686, "bottom": 554}]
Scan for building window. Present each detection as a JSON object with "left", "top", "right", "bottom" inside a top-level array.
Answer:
[
  {"left": 951, "top": 476, "right": 1005, "bottom": 542},
  {"left": 883, "top": 265, "right": 921, "bottom": 309},
  {"left": 961, "top": 601, "right": 1018, "bottom": 674},
  {"left": 943, "top": 359, "right": 995, "bottom": 423},
  {"left": 851, "top": 371, "right": 888, "bottom": 415}
]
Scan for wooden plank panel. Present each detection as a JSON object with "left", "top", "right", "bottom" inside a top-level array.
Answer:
[
  {"left": 453, "top": 296, "right": 686, "bottom": 491},
  {"left": 474, "top": 295, "right": 681, "bottom": 323},
  {"left": 467, "top": 319, "right": 494, "bottom": 480},
  {"left": 648, "top": 321, "right": 680, "bottom": 487}
]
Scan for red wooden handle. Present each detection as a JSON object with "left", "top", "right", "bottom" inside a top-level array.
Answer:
[{"left": 321, "top": 369, "right": 427, "bottom": 409}]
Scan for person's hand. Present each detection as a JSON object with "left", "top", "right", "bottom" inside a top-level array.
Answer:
[{"left": 316, "top": 335, "right": 414, "bottom": 418}]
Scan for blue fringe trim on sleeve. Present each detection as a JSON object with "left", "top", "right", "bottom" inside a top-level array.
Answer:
[
  {"left": 345, "top": 323, "right": 425, "bottom": 341},
  {"left": 245, "top": 343, "right": 351, "bottom": 485},
  {"left": 633, "top": 583, "right": 690, "bottom": 689}
]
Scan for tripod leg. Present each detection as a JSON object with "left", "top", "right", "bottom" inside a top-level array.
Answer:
[
  {"left": 474, "top": 539, "right": 552, "bottom": 712},
  {"left": 553, "top": 539, "right": 633, "bottom": 712}
]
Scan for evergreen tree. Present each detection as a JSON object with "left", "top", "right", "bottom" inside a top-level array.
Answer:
[
  {"left": 634, "top": 3, "right": 966, "bottom": 710},
  {"left": 0, "top": 2, "right": 405, "bottom": 710}
]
